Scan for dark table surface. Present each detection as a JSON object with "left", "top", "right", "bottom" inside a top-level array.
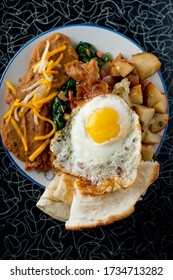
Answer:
[{"left": 0, "top": 0, "right": 173, "bottom": 260}]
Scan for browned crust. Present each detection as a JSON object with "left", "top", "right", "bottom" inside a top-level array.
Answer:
[{"left": 74, "top": 176, "right": 123, "bottom": 196}]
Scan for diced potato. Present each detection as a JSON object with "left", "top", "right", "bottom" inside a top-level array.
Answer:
[
  {"left": 132, "top": 52, "right": 161, "bottom": 80},
  {"left": 141, "top": 144, "right": 155, "bottom": 161},
  {"left": 143, "top": 130, "right": 162, "bottom": 145},
  {"left": 114, "top": 53, "right": 125, "bottom": 61},
  {"left": 110, "top": 60, "right": 136, "bottom": 77},
  {"left": 149, "top": 113, "right": 169, "bottom": 133},
  {"left": 153, "top": 94, "right": 168, "bottom": 113},
  {"left": 127, "top": 71, "right": 140, "bottom": 87},
  {"left": 143, "top": 81, "right": 163, "bottom": 107},
  {"left": 133, "top": 105, "right": 155, "bottom": 128},
  {"left": 129, "top": 84, "right": 143, "bottom": 104}
]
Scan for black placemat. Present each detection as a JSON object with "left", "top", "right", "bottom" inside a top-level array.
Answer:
[{"left": 0, "top": 0, "right": 173, "bottom": 260}]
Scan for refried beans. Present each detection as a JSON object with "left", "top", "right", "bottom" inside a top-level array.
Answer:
[{"left": 0, "top": 33, "right": 78, "bottom": 172}]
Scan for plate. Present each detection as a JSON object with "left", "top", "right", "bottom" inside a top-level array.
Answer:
[{"left": 0, "top": 24, "right": 167, "bottom": 188}]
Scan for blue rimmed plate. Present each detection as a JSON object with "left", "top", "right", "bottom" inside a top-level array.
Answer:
[{"left": 0, "top": 24, "right": 168, "bottom": 188}]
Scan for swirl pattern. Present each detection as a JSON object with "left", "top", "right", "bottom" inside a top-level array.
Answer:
[{"left": 0, "top": 0, "right": 173, "bottom": 259}]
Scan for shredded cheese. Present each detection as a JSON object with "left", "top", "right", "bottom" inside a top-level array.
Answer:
[
  {"left": 21, "top": 80, "right": 42, "bottom": 92},
  {"left": 32, "top": 43, "right": 66, "bottom": 81},
  {"left": 46, "top": 45, "right": 66, "bottom": 60},
  {"left": 46, "top": 60, "right": 54, "bottom": 71},
  {"left": 16, "top": 102, "right": 41, "bottom": 113},
  {"left": 3, "top": 41, "right": 67, "bottom": 160},
  {"left": 5, "top": 80, "right": 17, "bottom": 94},
  {"left": 28, "top": 139, "right": 50, "bottom": 162},
  {"left": 14, "top": 107, "right": 20, "bottom": 122},
  {"left": 44, "top": 70, "right": 59, "bottom": 75},
  {"left": 36, "top": 91, "right": 58, "bottom": 106},
  {"left": 11, "top": 117, "right": 28, "bottom": 152},
  {"left": 33, "top": 109, "right": 56, "bottom": 140},
  {"left": 43, "top": 72, "right": 53, "bottom": 82},
  {"left": 22, "top": 84, "right": 46, "bottom": 104},
  {"left": 3, "top": 99, "right": 20, "bottom": 124},
  {"left": 39, "top": 79, "right": 51, "bottom": 97},
  {"left": 36, "top": 40, "right": 50, "bottom": 74},
  {"left": 51, "top": 53, "right": 64, "bottom": 68}
]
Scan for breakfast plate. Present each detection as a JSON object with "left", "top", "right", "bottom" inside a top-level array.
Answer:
[{"left": 0, "top": 24, "right": 168, "bottom": 188}]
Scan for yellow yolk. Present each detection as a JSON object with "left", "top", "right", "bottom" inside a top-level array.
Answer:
[{"left": 86, "top": 107, "right": 120, "bottom": 144}]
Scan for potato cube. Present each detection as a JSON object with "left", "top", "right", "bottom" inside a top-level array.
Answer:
[
  {"left": 149, "top": 113, "right": 169, "bottom": 133},
  {"left": 114, "top": 53, "right": 125, "bottom": 61},
  {"left": 133, "top": 105, "right": 155, "bottom": 128},
  {"left": 143, "top": 82, "right": 163, "bottom": 107},
  {"left": 110, "top": 60, "right": 136, "bottom": 77},
  {"left": 143, "top": 130, "right": 162, "bottom": 144},
  {"left": 132, "top": 52, "right": 161, "bottom": 80},
  {"left": 141, "top": 144, "right": 155, "bottom": 161},
  {"left": 153, "top": 94, "right": 168, "bottom": 113},
  {"left": 129, "top": 84, "right": 143, "bottom": 104},
  {"left": 127, "top": 71, "right": 140, "bottom": 87}
]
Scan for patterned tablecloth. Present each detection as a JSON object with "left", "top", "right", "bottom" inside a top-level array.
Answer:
[{"left": 0, "top": 0, "right": 173, "bottom": 259}]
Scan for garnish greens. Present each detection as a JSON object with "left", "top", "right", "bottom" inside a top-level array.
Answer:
[
  {"left": 52, "top": 79, "right": 76, "bottom": 131},
  {"left": 75, "top": 41, "right": 111, "bottom": 69}
]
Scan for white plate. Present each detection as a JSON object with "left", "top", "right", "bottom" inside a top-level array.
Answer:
[{"left": 0, "top": 24, "right": 167, "bottom": 188}]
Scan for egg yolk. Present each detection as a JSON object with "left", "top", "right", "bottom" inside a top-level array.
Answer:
[{"left": 86, "top": 107, "right": 120, "bottom": 144}]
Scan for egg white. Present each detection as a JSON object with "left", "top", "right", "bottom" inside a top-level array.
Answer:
[
  {"left": 51, "top": 94, "right": 141, "bottom": 188},
  {"left": 71, "top": 95, "right": 131, "bottom": 165}
]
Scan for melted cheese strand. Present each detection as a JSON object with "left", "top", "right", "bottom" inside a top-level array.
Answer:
[
  {"left": 14, "top": 107, "right": 20, "bottom": 122},
  {"left": 38, "top": 41, "right": 50, "bottom": 74},
  {"left": 20, "top": 84, "right": 46, "bottom": 113},
  {"left": 21, "top": 80, "right": 42, "bottom": 92},
  {"left": 33, "top": 109, "right": 56, "bottom": 141},
  {"left": 39, "top": 79, "right": 51, "bottom": 97},
  {"left": 13, "top": 102, "right": 40, "bottom": 122},
  {"left": 11, "top": 117, "right": 28, "bottom": 152},
  {"left": 36, "top": 91, "right": 58, "bottom": 106},
  {"left": 5, "top": 80, "right": 17, "bottom": 94},
  {"left": 3, "top": 99, "right": 20, "bottom": 123},
  {"left": 43, "top": 72, "right": 53, "bottom": 82},
  {"left": 52, "top": 53, "right": 63, "bottom": 68},
  {"left": 46, "top": 45, "right": 66, "bottom": 60},
  {"left": 28, "top": 139, "right": 50, "bottom": 162},
  {"left": 46, "top": 60, "right": 54, "bottom": 71},
  {"left": 33, "top": 112, "right": 39, "bottom": 125}
]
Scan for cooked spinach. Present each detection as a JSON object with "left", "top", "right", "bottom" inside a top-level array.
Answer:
[
  {"left": 52, "top": 79, "right": 76, "bottom": 131},
  {"left": 75, "top": 41, "right": 111, "bottom": 69}
]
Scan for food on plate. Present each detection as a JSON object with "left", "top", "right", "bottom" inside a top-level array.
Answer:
[
  {"left": 37, "top": 173, "right": 74, "bottom": 221},
  {"left": 131, "top": 52, "right": 161, "bottom": 80},
  {"left": 37, "top": 160, "right": 159, "bottom": 229},
  {"left": 65, "top": 161, "right": 159, "bottom": 230},
  {"left": 38, "top": 40, "right": 168, "bottom": 229},
  {"left": 153, "top": 94, "right": 168, "bottom": 113},
  {"left": 149, "top": 113, "right": 169, "bottom": 133},
  {"left": 0, "top": 33, "right": 78, "bottom": 171},
  {"left": 51, "top": 94, "right": 141, "bottom": 190},
  {"left": 1, "top": 32, "right": 169, "bottom": 230}
]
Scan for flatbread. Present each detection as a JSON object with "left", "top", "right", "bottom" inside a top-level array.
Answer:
[
  {"left": 65, "top": 161, "right": 159, "bottom": 230},
  {"left": 36, "top": 173, "right": 74, "bottom": 222}
]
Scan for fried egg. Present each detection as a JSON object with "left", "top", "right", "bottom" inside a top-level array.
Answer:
[{"left": 51, "top": 94, "right": 141, "bottom": 188}]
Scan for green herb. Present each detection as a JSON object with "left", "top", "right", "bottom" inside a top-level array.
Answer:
[
  {"left": 158, "top": 121, "right": 164, "bottom": 127},
  {"left": 52, "top": 79, "right": 76, "bottom": 131},
  {"left": 75, "top": 41, "right": 111, "bottom": 70}
]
